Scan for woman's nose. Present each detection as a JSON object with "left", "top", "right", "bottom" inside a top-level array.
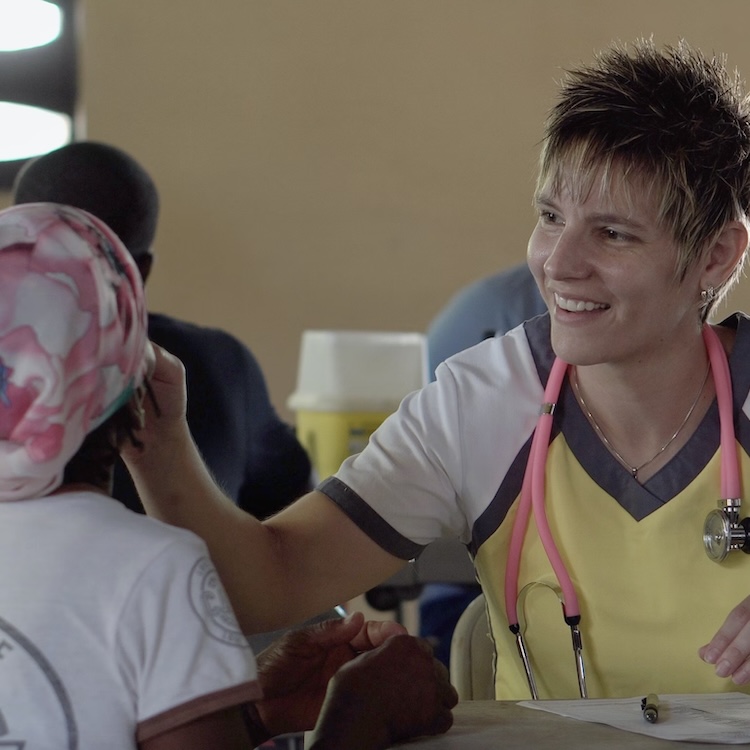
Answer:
[{"left": 543, "top": 226, "right": 589, "bottom": 280}]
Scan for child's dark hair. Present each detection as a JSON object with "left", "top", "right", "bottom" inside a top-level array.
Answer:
[{"left": 62, "top": 404, "right": 144, "bottom": 488}]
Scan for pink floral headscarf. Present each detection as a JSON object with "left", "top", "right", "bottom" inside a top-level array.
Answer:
[{"left": 0, "top": 202, "right": 148, "bottom": 501}]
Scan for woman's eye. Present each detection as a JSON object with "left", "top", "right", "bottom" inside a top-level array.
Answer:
[
  {"left": 539, "top": 210, "right": 559, "bottom": 224},
  {"left": 603, "top": 228, "right": 626, "bottom": 241}
]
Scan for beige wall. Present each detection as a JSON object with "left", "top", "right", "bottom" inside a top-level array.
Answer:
[{"left": 7, "top": 2, "right": 750, "bottom": 418}]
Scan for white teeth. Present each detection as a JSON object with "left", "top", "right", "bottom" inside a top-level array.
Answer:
[{"left": 554, "top": 294, "right": 608, "bottom": 312}]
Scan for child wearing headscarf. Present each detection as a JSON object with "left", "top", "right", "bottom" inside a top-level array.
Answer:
[{"left": 0, "top": 203, "right": 260, "bottom": 747}]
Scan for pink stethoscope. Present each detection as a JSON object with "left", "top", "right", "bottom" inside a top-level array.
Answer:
[{"left": 504, "top": 325, "right": 746, "bottom": 700}]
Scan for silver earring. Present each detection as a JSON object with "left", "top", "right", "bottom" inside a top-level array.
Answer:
[{"left": 700, "top": 286, "right": 716, "bottom": 303}]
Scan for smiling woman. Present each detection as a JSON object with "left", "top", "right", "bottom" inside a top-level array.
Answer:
[{"left": 525, "top": 40, "right": 750, "bottom": 485}]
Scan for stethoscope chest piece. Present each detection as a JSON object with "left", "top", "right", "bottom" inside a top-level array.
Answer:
[{"left": 703, "top": 499, "right": 750, "bottom": 562}]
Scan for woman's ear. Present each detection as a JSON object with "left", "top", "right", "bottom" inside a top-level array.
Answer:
[{"left": 701, "top": 221, "right": 749, "bottom": 289}]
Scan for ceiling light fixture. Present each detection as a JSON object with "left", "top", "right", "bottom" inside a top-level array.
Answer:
[
  {"left": 0, "top": 0, "right": 62, "bottom": 52},
  {"left": 0, "top": 102, "right": 71, "bottom": 161}
]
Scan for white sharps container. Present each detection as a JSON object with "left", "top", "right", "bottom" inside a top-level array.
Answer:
[{"left": 287, "top": 330, "right": 427, "bottom": 480}]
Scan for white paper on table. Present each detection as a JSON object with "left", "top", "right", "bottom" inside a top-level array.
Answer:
[{"left": 518, "top": 693, "right": 750, "bottom": 744}]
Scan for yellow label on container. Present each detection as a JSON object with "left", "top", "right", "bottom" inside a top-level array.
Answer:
[{"left": 295, "top": 409, "right": 392, "bottom": 480}]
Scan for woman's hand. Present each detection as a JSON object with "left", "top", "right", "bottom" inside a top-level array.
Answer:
[
  {"left": 699, "top": 595, "right": 750, "bottom": 684},
  {"left": 136, "top": 343, "right": 187, "bottom": 436},
  {"left": 119, "top": 343, "right": 208, "bottom": 522},
  {"left": 121, "top": 343, "right": 189, "bottom": 467}
]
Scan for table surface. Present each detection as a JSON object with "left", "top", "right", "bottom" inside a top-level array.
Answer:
[{"left": 389, "top": 700, "right": 747, "bottom": 748}]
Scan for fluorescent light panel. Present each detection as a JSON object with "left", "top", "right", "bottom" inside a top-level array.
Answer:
[
  {"left": 0, "top": 0, "right": 62, "bottom": 51},
  {"left": 0, "top": 102, "right": 71, "bottom": 160}
]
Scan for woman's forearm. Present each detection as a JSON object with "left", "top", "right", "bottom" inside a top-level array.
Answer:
[{"left": 124, "top": 422, "right": 292, "bottom": 631}]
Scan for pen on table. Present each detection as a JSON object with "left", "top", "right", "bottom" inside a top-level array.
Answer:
[{"left": 641, "top": 693, "right": 659, "bottom": 723}]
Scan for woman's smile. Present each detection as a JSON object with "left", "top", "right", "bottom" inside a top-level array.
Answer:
[{"left": 553, "top": 293, "right": 610, "bottom": 313}]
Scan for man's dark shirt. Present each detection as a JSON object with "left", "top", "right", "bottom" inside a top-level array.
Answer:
[{"left": 113, "top": 313, "right": 312, "bottom": 519}]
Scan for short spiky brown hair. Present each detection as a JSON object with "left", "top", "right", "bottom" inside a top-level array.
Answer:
[{"left": 537, "top": 39, "right": 750, "bottom": 314}]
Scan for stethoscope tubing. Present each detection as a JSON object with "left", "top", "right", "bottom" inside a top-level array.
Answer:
[
  {"left": 704, "top": 326, "right": 740, "bottom": 499},
  {"left": 504, "top": 356, "right": 576, "bottom": 628}
]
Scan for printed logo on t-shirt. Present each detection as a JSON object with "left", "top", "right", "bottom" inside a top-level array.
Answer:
[
  {"left": 188, "top": 556, "right": 251, "bottom": 647},
  {"left": 0, "top": 615, "right": 78, "bottom": 748}
]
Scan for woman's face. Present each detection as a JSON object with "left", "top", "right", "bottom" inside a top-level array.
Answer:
[{"left": 527, "top": 166, "right": 705, "bottom": 369}]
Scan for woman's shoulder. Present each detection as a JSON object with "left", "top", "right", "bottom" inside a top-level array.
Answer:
[
  {"left": 437, "top": 312, "right": 552, "bottom": 388},
  {"left": 713, "top": 311, "right": 750, "bottom": 354}
]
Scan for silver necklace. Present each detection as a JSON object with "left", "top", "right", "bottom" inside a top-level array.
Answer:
[{"left": 571, "top": 363, "right": 711, "bottom": 481}]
